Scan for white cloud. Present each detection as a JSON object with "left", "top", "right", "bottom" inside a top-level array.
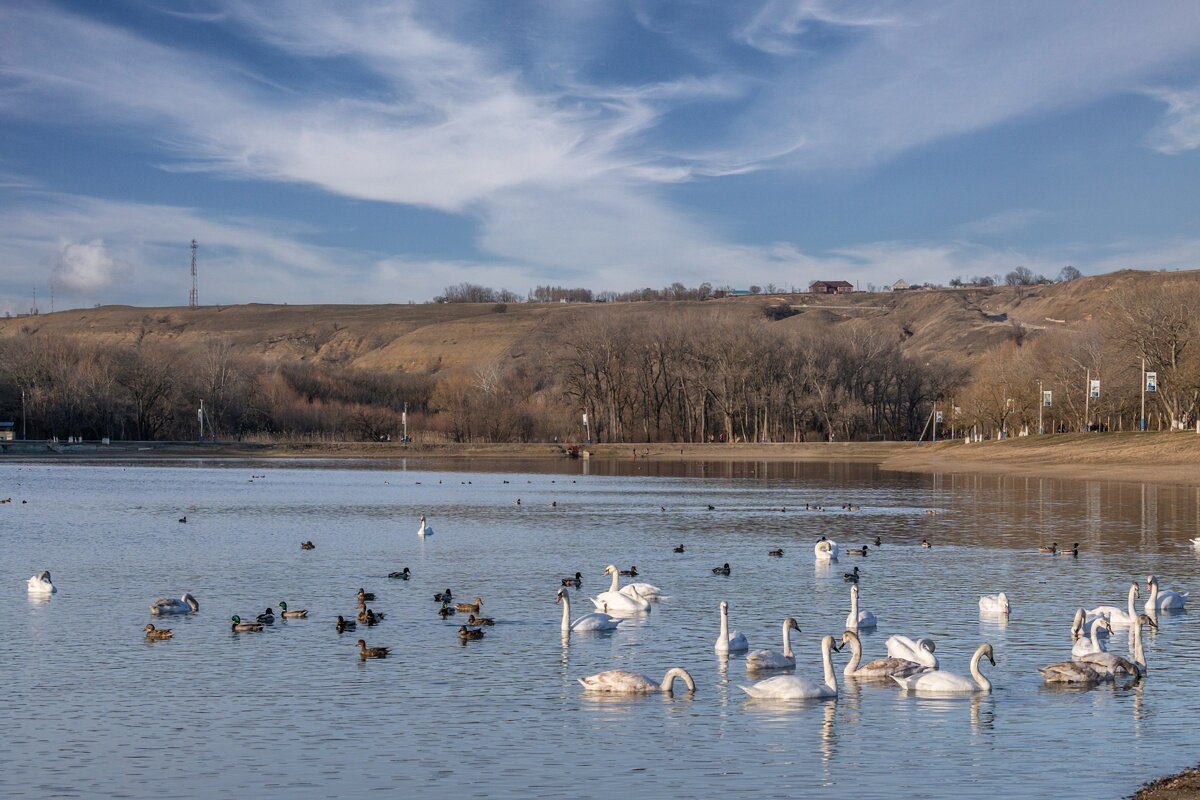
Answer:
[
  {"left": 736, "top": 0, "right": 901, "bottom": 56},
  {"left": 1145, "top": 87, "right": 1200, "bottom": 154},
  {"left": 954, "top": 209, "right": 1049, "bottom": 238},
  {"left": 50, "top": 239, "right": 129, "bottom": 293}
]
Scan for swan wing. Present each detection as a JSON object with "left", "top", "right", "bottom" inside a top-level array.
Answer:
[
  {"left": 571, "top": 613, "right": 622, "bottom": 631},
  {"left": 894, "top": 670, "right": 977, "bottom": 694},
  {"left": 746, "top": 649, "right": 795, "bottom": 671},
  {"left": 621, "top": 583, "right": 662, "bottom": 598},
  {"left": 853, "top": 657, "right": 925, "bottom": 678},
  {"left": 579, "top": 670, "right": 656, "bottom": 693},
  {"left": 740, "top": 675, "right": 830, "bottom": 699}
]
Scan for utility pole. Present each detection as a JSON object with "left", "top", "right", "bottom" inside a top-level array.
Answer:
[
  {"left": 1140, "top": 357, "right": 1146, "bottom": 432},
  {"left": 1038, "top": 380, "right": 1044, "bottom": 435},
  {"left": 403, "top": 402, "right": 408, "bottom": 443},
  {"left": 1084, "top": 368, "right": 1090, "bottom": 433},
  {"left": 21, "top": 388, "right": 26, "bottom": 440},
  {"left": 198, "top": 400, "right": 205, "bottom": 441},
  {"left": 189, "top": 239, "right": 198, "bottom": 308}
]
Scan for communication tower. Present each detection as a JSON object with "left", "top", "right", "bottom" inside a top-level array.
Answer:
[{"left": 189, "top": 239, "right": 198, "bottom": 308}]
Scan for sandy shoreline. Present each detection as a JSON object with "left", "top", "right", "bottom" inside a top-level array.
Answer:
[{"left": 4, "top": 432, "right": 1199, "bottom": 485}]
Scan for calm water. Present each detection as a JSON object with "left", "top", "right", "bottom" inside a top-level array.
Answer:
[{"left": 3, "top": 459, "right": 1199, "bottom": 799}]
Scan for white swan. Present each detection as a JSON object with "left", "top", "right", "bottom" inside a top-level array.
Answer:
[
  {"left": 1191, "top": 537, "right": 1200, "bottom": 548},
  {"left": 978, "top": 592, "right": 1011, "bottom": 615},
  {"left": 842, "top": 630, "right": 927, "bottom": 678},
  {"left": 150, "top": 592, "right": 200, "bottom": 616},
  {"left": 591, "top": 567, "right": 652, "bottom": 615},
  {"left": 557, "top": 587, "right": 621, "bottom": 632},
  {"left": 27, "top": 570, "right": 56, "bottom": 594},
  {"left": 579, "top": 667, "right": 695, "bottom": 694},
  {"left": 885, "top": 635, "right": 939, "bottom": 670},
  {"left": 417, "top": 514, "right": 433, "bottom": 538},
  {"left": 845, "top": 583, "right": 876, "bottom": 630},
  {"left": 739, "top": 635, "right": 841, "bottom": 699},
  {"left": 1072, "top": 615, "right": 1112, "bottom": 659},
  {"left": 746, "top": 618, "right": 800, "bottom": 671},
  {"left": 1145, "top": 575, "right": 1188, "bottom": 612},
  {"left": 894, "top": 643, "right": 995, "bottom": 695},
  {"left": 1074, "top": 615, "right": 1149, "bottom": 679},
  {"left": 602, "top": 564, "right": 662, "bottom": 600},
  {"left": 714, "top": 600, "right": 749, "bottom": 653},
  {"left": 814, "top": 538, "right": 839, "bottom": 561},
  {"left": 1087, "top": 582, "right": 1139, "bottom": 629}
]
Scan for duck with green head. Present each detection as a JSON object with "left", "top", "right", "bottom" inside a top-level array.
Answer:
[
  {"left": 278, "top": 601, "right": 307, "bottom": 619},
  {"left": 231, "top": 615, "right": 264, "bottom": 632}
]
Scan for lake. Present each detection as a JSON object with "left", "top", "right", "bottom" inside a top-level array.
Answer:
[{"left": 3, "top": 458, "right": 1198, "bottom": 798}]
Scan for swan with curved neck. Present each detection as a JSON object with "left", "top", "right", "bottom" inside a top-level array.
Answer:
[
  {"left": 979, "top": 592, "right": 1011, "bottom": 615},
  {"left": 1075, "top": 614, "right": 1147, "bottom": 679},
  {"left": 27, "top": 570, "right": 56, "bottom": 595},
  {"left": 1072, "top": 616, "right": 1112, "bottom": 658},
  {"left": 150, "top": 592, "right": 199, "bottom": 616},
  {"left": 578, "top": 667, "right": 695, "bottom": 694},
  {"left": 841, "top": 630, "right": 927, "bottom": 678},
  {"left": 846, "top": 583, "right": 876, "bottom": 630},
  {"left": 591, "top": 567, "right": 652, "bottom": 614},
  {"left": 1039, "top": 658, "right": 1102, "bottom": 684},
  {"left": 746, "top": 618, "right": 800, "bottom": 671},
  {"left": 814, "top": 539, "right": 840, "bottom": 561},
  {"left": 557, "top": 587, "right": 621, "bottom": 632},
  {"left": 1145, "top": 575, "right": 1188, "bottom": 612},
  {"left": 714, "top": 600, "right": 749, "bottom": 652},
  {"left": 1087, "top": 582, "right": 1139, "bottom": 628},
  {"left": 1130, "top": 613, "right": 1152, "bottom": 676},
  {"left": 604, "top": 564, "right": 662, "bottom": 599},
  {"left": 739, "top": 635, "right": 841, "bottom": 699},
  {"left": 894, "top": 644, "right": 995, "bottom": 694},
  {"left": 885, "top": 635, "right": 938, "bottom": 669},
  {"left": 417, "top": 514, "right": 433, "bottom": 538}
]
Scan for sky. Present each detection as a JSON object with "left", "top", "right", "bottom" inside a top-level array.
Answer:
[{"left": 1, "top": 0, "right": 1199, "bottom": 313}]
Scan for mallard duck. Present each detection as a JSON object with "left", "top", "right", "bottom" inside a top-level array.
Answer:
[
  {"left": 466, "top": 614, "right": 495, "bottom": 626},
  {"left": 561, "top": 572, "right": 582, "bottom": 587},
  {"left": 1039, "top": 542, "right": 1058, "bottom": 554},
  {"left": 335, "top": 615, "right": 356, "bottom": 633},
  {"left": 366, "top": 609, "right": 384, "bottom": 625},
  {"left": 459, "top": 625, "right": 485, "bottom": 641},
  {"left": 278, "top": 601, "right": 307, "bottom": 619},
  {"left": 873, "top": 536, "right": 882, "bottom": 547},
  {"left": 619, "top": 566, "right": 638, "bottom": 577},
  {"left": 231, "top": 615, "right": 264, "bottom": 632},
  {"left": 300, "top": 541, "right": 315, "bottom": 550},
  {"left": 768, "top": 549, "right": 784, "bottom": 558},
  {"left": 712, "top": 563, "right": 731, "bottom": 576},
  {"left": 846, "top": 545, "right": 868, "bottom": 556},
  {"left": 843, "top": 566, "right": 861, "bottom": 582},
  {"left": 256, "top": 608, "right": 276, "bottom": 624},
  {"left": 455, "top": 597, "right": 483, "bottom": 614},
  {"left": 357, "top": 588, "right": 375, "bottom": 602},
  {"left": 434, "top": 589, "right": 453, "bottom": 602},
  {"left": 388, "top": 568, "right": 411, "bottom": 580},
  {"left": 144, "top": 624, "right": 173, "bottom": 640},
  {"left": 1069, "top": 542, "right": 1080, "bottom": 556},
  {"left": 357, "top": 639, "right": 389, "bottom": 659},
  {"left": 921, "top": 539, "right": 932, "bottom": 548},
  {"left": 438, "top": 602, "right": 455, "bottom": 618},
  {"left": 673, "top": 544, "right": 685, "bottom": 553}
]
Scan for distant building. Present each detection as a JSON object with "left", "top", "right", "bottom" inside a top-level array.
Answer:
[
  {"left": 809, "top": 280, "right": 855, "bottom": 295},
  {"left": 0, "top": 422, "right": 13, "bottom": 441},
  {"left": 891, "top": 279, "right": 910, "bottom": 291}
]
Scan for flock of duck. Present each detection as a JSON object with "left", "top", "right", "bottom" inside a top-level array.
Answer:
[{"left": 21, "top": 505, "right": 1196, "bottom": 702}]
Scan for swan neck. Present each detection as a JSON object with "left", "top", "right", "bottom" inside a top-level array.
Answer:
[
  {"left": 843, "top": 633, "right": 862, "bottom": 675},
  {"left": 661, "top": 668, "right": 695, "bottom": 693},
  {"left": 970, "top": 646, "right": 992, "bottom": 691},
  {"left": 609, "top": 570, "right": 620, "bottom": 593},
  {"left": 560, "top": 592, "right": 571, "bottom": 631},
  {"left": 821, "top": 638, "right": 838, "bottom": 692},
  {"left": 849, "top": 589, "right": 858, "bottom": 621},
  {"left": 781, "top": 620, "right": 794, "bottom": 657},
  {"left": 718, "top": 606, "right": 729, "bottom": 641},
  {"left": 1148, "top": 581, "right": 1158, "bottom": 609},
  {"left": 1129, "top": 584, "right": 1138, "bottom": 619}
]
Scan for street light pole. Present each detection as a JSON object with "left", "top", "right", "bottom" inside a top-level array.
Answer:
[
  {"left": 1084, "top": 368, "right": 1090, "bottom": 433},
  {"left": 1140, "top": 357, "right": 1146, "bottom": 432},
  {"left": 1038, "top": 380, "right": 1044, "bottom": 435},
  {"left": 22, "top": 387, "right": 26, "bottom": 440}
]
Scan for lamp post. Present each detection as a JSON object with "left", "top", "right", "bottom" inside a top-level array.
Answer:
[
  {"left": 21, "top": 387, "right": 26, "bottom": 440},
  {"left": 1140, "top": 358, "right": 1146, "bottom": 431},
  {"left": 1038, "top": 380, "right": 1043, "bottom": 435}
]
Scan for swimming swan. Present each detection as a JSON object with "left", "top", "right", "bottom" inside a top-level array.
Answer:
[
  {"left": 27, "top": 570, "right": 56, "bottom": 594},
  {"left": 1088, "top": 582, "right": 1139, "bottom": 629},
  {"left": 150, "top": 593, "right": 200, "bottom": 616},
  {"left": 979, "top": 592, "right": 1011, "bottom": 615},
  {"left": 846, "top": 583, "right": 876, "bottom": 630},
  {"left": 1072, "top": 615, "right": 1112, "bottom": 659},
  {"left": 1039, "top": 659, "right": 1102, "bottom": 684},
  {"left": 714, "top": 600, "right": 749, "bottom": 653},
  {"left": 894, "top": 643, "right": 995, "bottom": 695},
  {"left": 578, "top": 668, "right": 695, "bottom": 694},
  {"left": 1145, "top": 575, "right": 1188, "bottom": 612},
  {"left": 746, "top": 618, "right": 800, "bottom": 671},
  {"left": 841, "top": 630, "right": 927, "bottom": 678},
  {"left": 814, "top": 539, "right": 839, "bottom": 561},
  {"left": 417, "top": 514, "right": 433, "bottom": 538},
  {"left": 885, "top": 635, "right": 939, "bottom": 670},
  {"left": 603, "top": 564, "right": 662, "bottom": 600},
  {"left": 591, "top": 567, "right": 652, "bottom": 614},
  {"left": 557, "top": 587, "right": 621, "bottom": 632},
  {"left": 739, "top": 635, "right": 841, "bottom": 699}
]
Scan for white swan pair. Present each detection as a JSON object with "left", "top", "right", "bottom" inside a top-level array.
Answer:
[
  {"left": 27, "top": 570, "right": 56, "bottom": 594},
  {"left": 417, "top": 515, "right": 433, "bottom": 538},
  {"left": 557, "top": 587, "right": 621, "bottom": 632},
  {"left": 150, "top": 592, "right": 200, "bottom": 616},
  {"left": 740, "top": 635, "right": 842, "bottom": 699},
  {"left": 590, "top": 565, "right": 660, "bottom": 614},
  {"left": 893, "top": 644, "right": 996, "bottom": 694},
  {"left": 814, "top": 539, "right": 839, "bottom": 561}
]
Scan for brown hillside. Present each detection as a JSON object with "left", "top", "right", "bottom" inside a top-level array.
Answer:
[{"left": 0, "top": 269, "right": 1196, "bottom": 374}]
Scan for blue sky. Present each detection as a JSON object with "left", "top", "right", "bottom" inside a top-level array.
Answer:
[{"left": 2, "top": 0, "right": 1199, "bottom": 313}]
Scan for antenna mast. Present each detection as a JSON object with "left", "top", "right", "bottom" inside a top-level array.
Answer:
[{"left": 189, "top": 239, "right": 198, "bottom": 308}]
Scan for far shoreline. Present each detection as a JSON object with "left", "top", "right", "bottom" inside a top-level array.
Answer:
[{"left": 3, "top": 432, "right": 1199, "bottom": 486}]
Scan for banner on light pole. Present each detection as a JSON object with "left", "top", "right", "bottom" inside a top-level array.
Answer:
[
  {"left": 1043, "top": 390, "right": 1052, "bottom": 407},
  {"left": 1089, "top": 379, "right": 1100, "bottom": 398},
  {"left": 582, "top": 412, "right": 588, "bottom": 426},
  {"left": 1146, "top": 372, "right": 1157, "bottom": 393}
]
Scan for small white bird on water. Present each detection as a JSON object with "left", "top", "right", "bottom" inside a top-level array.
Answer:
[{"left": 27, "top": 570, "right": 56, "bottom": 595}]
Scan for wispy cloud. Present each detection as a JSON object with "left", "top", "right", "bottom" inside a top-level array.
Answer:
[
  {"left": 954, "top": 209, "right": 1050, "bottom": 238},
  {"left": 1145, "top": 86, "right": 1200, "bottom": 154}
]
